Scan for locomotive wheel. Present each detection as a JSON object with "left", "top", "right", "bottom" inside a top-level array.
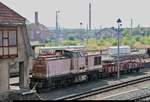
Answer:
[
  {"left": 136, "top": 68, "right": 140, "bottom": 73},
  {"left": 109, "top": 73, "right": 113, "bottom": 77},
  {"left": 101, "top": 73, "right": 105, "bottom": 78},
  {"left": 60, "top": 80, "right": 66, "bottom": 87},
  {"left": 105, "top": 73, "right": 109, "bottom": 78},
  {"left": 92, "top": 74, "right": 98, "bottom": 81},
  {"left": 87, "top": 75, "right": 92, "bottom": 81},
  {"left": 60, "top": 80, "right": 66, "bottom": 88},
  {"left": 94, "top": 72, "right": 100, "bottom": 79},
  {"left": 67, "top": 78, "right": 74, "bottom": 85},
  {"left": 54, "top": 80, "right": 61, "bottom": 88},
  {"left": 99, "top": 72, "right": 103, "bottom": 79},
  {"left": 88, "top": 74, "right": 98, "bottom": 81},
  {"left": 129, "top": 69, "right": 133, "bottom": 73},
  {"left": 123, "top": 70, "right": 126, "bottom": 74},
  {"left": 97, "top": 73, "right": 101, "bottom": 79},
  {"left": 126, "top": 69, "right": 130, "bottom": 73}
]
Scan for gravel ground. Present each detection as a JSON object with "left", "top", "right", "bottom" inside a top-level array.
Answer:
[
  {"left": 83, "top": 80, "right": 150, "bottom": 100},
  {"left": 38, "top": 67, "right": 150, "bottom": 100}
]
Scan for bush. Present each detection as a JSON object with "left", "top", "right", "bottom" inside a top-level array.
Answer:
[{"left": 44, "top": 34, "right": 150, "bottom": 49}]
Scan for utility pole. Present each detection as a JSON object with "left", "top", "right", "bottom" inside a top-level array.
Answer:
[{"left": 89, "top": 2, "right": 91, "bottom": 31}]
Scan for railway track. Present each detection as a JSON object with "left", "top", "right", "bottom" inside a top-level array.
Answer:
[
  {"left": 55, "top": 75, "right": 150, "bottom": 100},
  {"left": 131, "top": 93, "right": 150, "bottom": 101}
]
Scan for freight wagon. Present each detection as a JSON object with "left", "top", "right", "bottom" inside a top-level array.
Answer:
[{"left": 101, "top": 54, "right": 145, "bottom": 78}]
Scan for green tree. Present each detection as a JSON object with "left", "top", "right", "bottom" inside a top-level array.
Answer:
[{"left": 68, "top": 36, "right": 75, "bottom": 41}]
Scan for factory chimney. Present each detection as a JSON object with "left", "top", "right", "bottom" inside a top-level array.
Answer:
[
  {"left": 35, "top": 12, "right": 39, "bottom": 25},
  {"left": 89, "top": 3, "right": 92, "bottom": 31}
]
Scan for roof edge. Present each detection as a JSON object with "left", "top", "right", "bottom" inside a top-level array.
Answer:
[{"left": 0, "top": 2, "right": 26, "bottom": 21}]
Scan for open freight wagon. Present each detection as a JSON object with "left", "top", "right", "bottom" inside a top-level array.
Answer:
[{"left": 101, "top": 54, "right": 146, "bottom": 77}]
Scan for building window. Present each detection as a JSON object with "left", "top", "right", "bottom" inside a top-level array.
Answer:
[
  {"left": 9, "top": 31, "right": 17, "bottom": 46},
  {"left": 94, "top": 56, "right": 101, "bottom": 65},
  {"left": 0, "top": 27, "right": 18, "bottom": 58}
]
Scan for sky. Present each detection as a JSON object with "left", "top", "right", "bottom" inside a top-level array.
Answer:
[{"left": 1, "top": 0, "right": 150, "bottom": 29}]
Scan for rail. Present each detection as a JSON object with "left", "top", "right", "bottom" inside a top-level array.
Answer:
[
  {"left": 55, "top": 75, "right": 150, "bottom": 100},
  {"left": 131, "top": 93, "right": 150, "bottom": 101}
]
